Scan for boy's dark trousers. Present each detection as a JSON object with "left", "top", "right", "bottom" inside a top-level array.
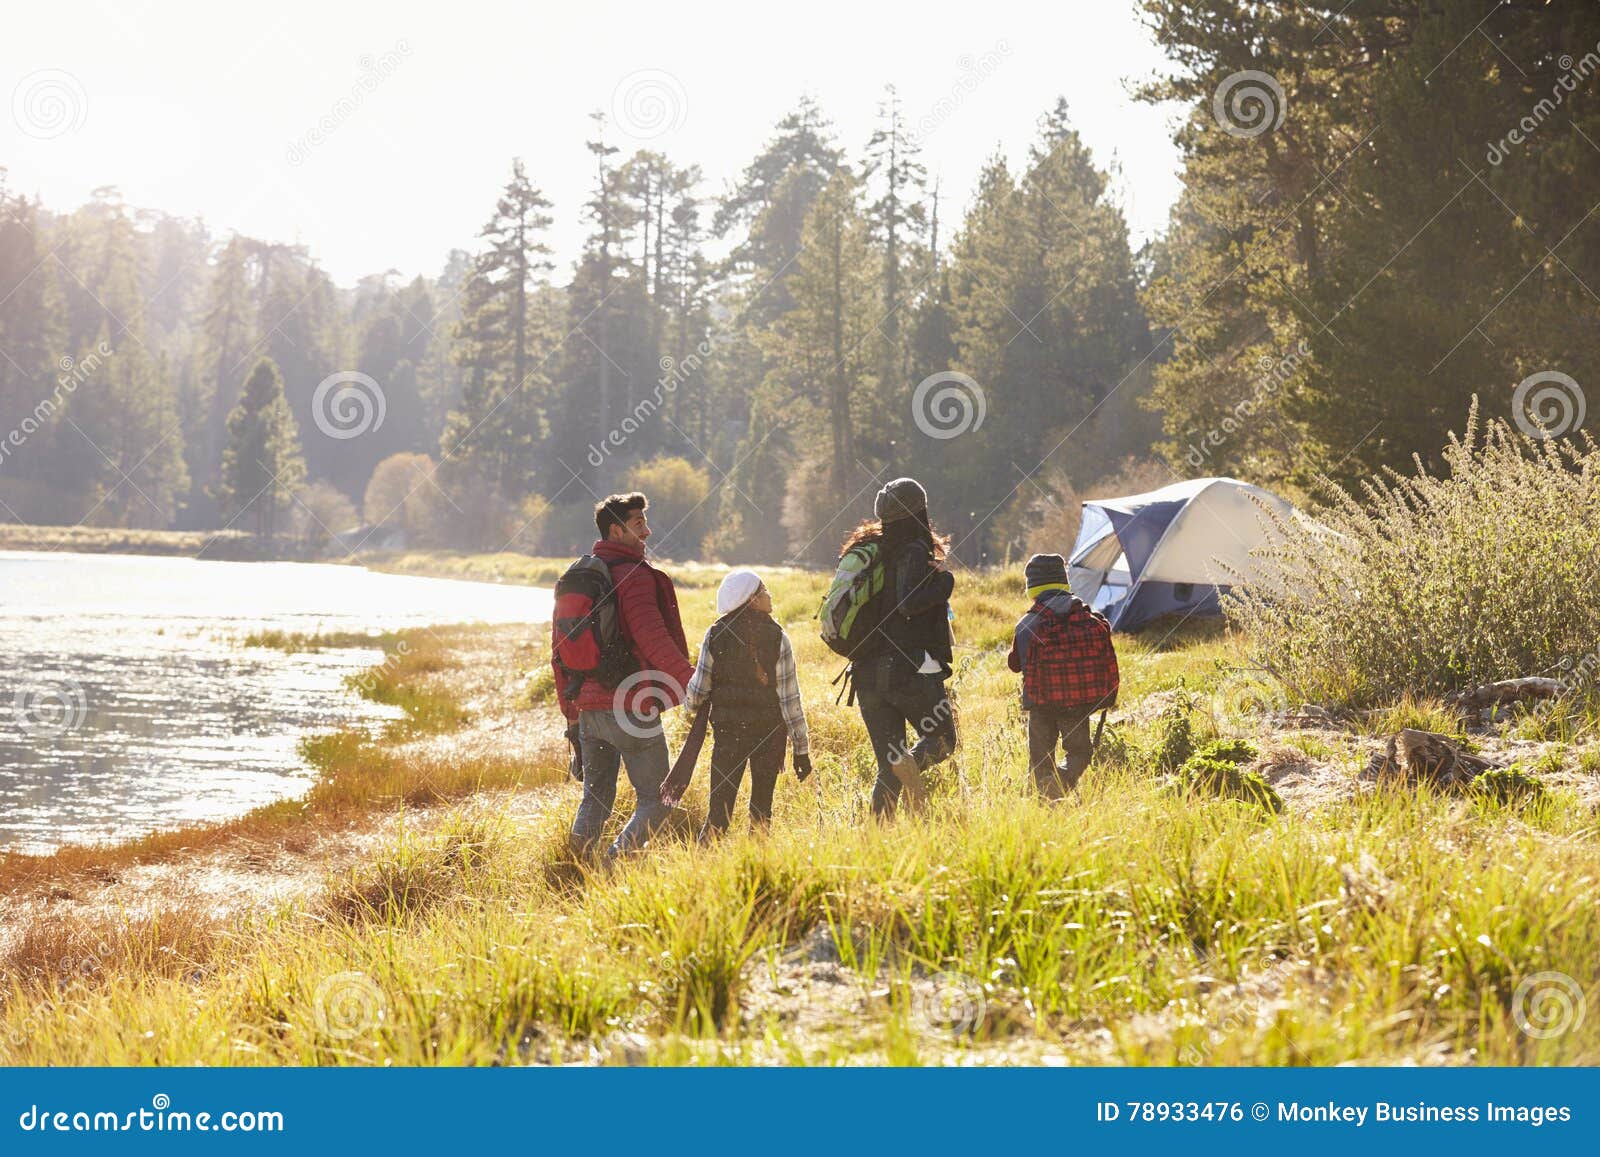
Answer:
[
  {"left": 699, "top": 719, "right": 786, "bottom": 838},
  {"left": 1027, "top": 705, "right": 1094, "bottom": 799}
]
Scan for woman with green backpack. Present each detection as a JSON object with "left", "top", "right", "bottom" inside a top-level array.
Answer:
[{"left": 824, "top": 477, "right": 957, "bottom": 818}]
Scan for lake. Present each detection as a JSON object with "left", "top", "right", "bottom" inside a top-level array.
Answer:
[{"left": 0, "top": 551, "right": 552, "bottom": 855}]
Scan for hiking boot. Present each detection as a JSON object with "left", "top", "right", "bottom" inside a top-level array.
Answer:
[{"left": 889, "top": 749, "right": 929, "bottom": 813}]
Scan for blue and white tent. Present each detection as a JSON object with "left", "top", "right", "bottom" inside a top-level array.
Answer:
[{"left": 1066, "top": 477, "right": 1297, "bottom": 630}]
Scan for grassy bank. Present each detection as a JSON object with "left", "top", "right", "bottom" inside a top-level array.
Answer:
[
  {"left": 1, "top": 555, "right": 1597, "bottom": 1065},
  {"left": 0, "top": 625, "right": 563, "bottom": 895},
  {"left": 0, "top": 524, "right": 300, "bottom": 560}
]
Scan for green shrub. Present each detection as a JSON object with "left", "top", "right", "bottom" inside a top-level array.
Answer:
[
  {"left": 623, "top": 456, "right": 712, "bottom": 560},
  {"left": 1471, "top": 765, "right": 1546, "bottom": 806},
  {"left": 1153, "top": 697, "right": 1197, "bottom": 772},
  {"left": 1173, "top": 755, "right": 1285, "bottom": 813},
  {"left": 1228, "top": 403, "right": 1600, "bottom": 708},
  {"left": 1193, "top": 738, "right": 1259, "bottom": 765}
]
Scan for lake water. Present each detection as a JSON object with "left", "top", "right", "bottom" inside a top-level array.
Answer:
[{"left": 0, "top": 551, "right": 552, "bottom": 855}]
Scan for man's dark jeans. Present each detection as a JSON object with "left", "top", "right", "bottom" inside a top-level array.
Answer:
[{"left": 855, "top": 652, "right": 956, "bottom": 817}]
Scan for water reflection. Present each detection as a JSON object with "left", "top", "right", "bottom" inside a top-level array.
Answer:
[{"left": 1, "top": 551, "right": 551, "bottom": 854}]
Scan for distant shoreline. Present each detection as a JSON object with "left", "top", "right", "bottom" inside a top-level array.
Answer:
[{"left": 0, "top": 523, "right": 305, "bottom": 561}]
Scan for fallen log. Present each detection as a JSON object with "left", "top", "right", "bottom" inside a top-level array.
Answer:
[
  {"left": 1448, "top": 677, "right": 1564, "bottom": 712},
  {"left": 1363, "top": 728, "right": 1496, "bottom": 789}
]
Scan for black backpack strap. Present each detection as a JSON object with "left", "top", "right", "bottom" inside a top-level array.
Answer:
[
  {"left": 831, "top": 661, "right": 853, "bottom": 706},
  {"left": 1091, "top": 707, "right": 1109, "bottom": 750}
]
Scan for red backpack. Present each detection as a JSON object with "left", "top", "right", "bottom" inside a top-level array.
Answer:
[
  {"left": 552, "top": 556, "right": 639, "bottom": 697},
  {"left": 1024, "top": 598, "right": 1119, "bottom": 712}
]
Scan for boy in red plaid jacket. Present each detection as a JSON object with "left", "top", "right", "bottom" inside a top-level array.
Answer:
[{"left": 1006, "top": 553, "right": 1119, "bottom": 799}]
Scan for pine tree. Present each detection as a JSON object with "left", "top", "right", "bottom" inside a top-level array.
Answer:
[
  {"left": 218, "top": 357, "right": 305, "bottom": 537},
  {"left": 757, "top": 167, "right": 879, "bottom": 559},
  {"left": 441, "top": 158, "right": 555, "bottom": 501},
  {"left": 660, "top": 170, "right": 713, "bottom": 450},
  {"left": 196, "top": 236, "right": 256, "bottom": 507},
  {"left": 417, "top": 249, "right": 472, "bottom": 440},
  {"left": 929, "top": 103, "right": 1148, "bottom": 557},
  {"left": 715, "top": 95, "right": 843, "bottom": 322},
  {"left": 55, "top": 193, "right": 190, "bottom": 526},
  {"left": 584, "top": 117, "right": 628, "bottom": 451},
  {"left": 0, "top": 174, "right": 66, "bottom": 510},
  {"left": 863, "top": 85, "right": 928, "bottom": 429}
]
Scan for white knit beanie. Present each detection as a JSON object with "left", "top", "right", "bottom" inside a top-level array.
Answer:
[{"left": 716, "top": 569, "right": 763, "bottom": 615}]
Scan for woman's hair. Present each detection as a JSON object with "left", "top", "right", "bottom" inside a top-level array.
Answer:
[
  {"left": 839, "top": 509, "right": 950, "bottom": 562},
  {"left": 839, "top": 517, "right": 884, "bottom": 555}
]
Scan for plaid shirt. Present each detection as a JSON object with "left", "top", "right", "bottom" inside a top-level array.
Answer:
[
  {"left": 685, "top": 625, "right": 809, "bottom": 755},
  {"left": 1007, "top": 590, "right": 1118, "bottom": 711}
]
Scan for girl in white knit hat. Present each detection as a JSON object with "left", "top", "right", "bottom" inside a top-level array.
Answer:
[{"left": 671, "top": 568, "right": 812, "bottom": 838}]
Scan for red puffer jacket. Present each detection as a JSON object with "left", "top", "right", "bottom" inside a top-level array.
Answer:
[{"left": 554, "top": 539, "right": 694, "bottom": 721}]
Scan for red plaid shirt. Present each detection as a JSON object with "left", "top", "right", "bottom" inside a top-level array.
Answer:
[{"left": 1007, "top": 592, "right": 1119, "bottom": 711}]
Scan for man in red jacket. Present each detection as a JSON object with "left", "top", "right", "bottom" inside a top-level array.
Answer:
[{"left": 557, "top": 492, "right": 695, "bottom": 860}]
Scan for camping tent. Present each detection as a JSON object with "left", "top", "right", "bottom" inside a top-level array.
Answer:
[{"left": 1066, "top": 477, "right": 1295, "bottom": 631}]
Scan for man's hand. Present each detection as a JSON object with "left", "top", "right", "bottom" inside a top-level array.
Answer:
[{"left": 794, "top": 752, "right": 814, "bottom": 781}]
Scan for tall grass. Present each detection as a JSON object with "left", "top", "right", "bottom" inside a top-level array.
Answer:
[
  {"left": 1230, "top": 403, "right": 1600, "bottom": 707},
  {"left": 4, "top": 777, "right": 1596, "bottom": 1065}
]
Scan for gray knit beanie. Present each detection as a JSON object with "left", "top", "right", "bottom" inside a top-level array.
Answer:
[
  {"left": 1024, "top": 553, "right": 1069, "bottom": 593},
  {"left": 874, "top": 476, "right": 928, "bottom": 523}
]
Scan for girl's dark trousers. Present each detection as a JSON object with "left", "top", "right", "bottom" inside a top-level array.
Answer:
[{"left": 700, "top": 718, "right": 786, "bottom": 838}]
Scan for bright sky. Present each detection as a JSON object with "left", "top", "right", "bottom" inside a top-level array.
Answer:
[{"left": 2, "top": 0, "right": 1186, "bottom": 287}]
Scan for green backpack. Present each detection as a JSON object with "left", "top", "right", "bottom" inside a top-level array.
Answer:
[{"left": 818, "top": 541, "right": 888, "bottom": 658}]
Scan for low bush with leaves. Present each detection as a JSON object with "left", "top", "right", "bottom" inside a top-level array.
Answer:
[
  {"left": 1471, "top": 765, "right": 1546, "bottom": 807},
  {"left": 1229, "top": 403, "right": 1600, "bottom": 708},
  {"left": 1173, "top": 755, "right": 1285, "bottom": 814},
  {"left": 1192, "top": 738, "right": 1259, "bottom": 765},
  {"left": 1153, "top": 696, "right": 1199, "bottom": 772}
]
